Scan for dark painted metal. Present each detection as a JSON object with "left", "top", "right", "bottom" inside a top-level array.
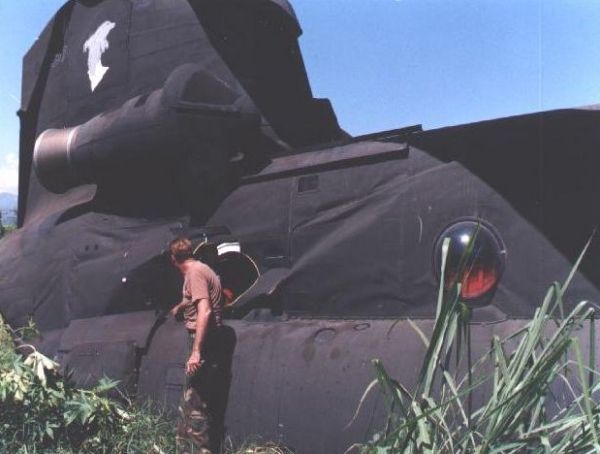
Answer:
[{"left": 2, "top": 1, "right": 600, "bottom": 453}]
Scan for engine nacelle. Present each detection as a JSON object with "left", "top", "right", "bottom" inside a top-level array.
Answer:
[{"left": 33, "top": 64, "right": 262, "bottom": 194}]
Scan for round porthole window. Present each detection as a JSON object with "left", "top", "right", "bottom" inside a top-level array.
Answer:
[{"left": 433, "top": 219, "right": 506, "bottom": 304}]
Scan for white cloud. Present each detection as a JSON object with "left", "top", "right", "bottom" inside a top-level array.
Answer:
[{"left": 0, "top": 152, "right": 18, "bottom": 194}]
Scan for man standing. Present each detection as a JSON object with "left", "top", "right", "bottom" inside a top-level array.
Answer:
[{"left": 169, "top": 237, "right": 223, "bottom": 454}]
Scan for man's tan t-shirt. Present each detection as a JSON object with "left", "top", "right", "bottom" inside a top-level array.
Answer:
[{"left": 182, "top": 261, "right": 223, "bottom": 330}]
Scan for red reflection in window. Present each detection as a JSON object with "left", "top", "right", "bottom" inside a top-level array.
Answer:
[
  {"left": 445, "top": 266, "right": 498, "bottom": 300},
  {"left": 460, "top": 266, "right": 498, "bottom": 299}
]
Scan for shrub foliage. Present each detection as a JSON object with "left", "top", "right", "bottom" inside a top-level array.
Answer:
[{"left": 0, "top": 315, "right": 175, "bottom": 453}]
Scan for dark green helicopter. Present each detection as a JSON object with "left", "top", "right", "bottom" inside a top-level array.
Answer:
[{"left": 1, "top": 0, "right": 599, "bottom": 452}]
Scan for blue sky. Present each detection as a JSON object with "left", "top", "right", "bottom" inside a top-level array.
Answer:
[{"left": 1, "top": 0, "right": 600, "bottom": 195}]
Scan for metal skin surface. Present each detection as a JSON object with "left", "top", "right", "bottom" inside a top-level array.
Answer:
[
  {"left": 1, "top": 1, "right": 600, "bottom": 453},
  {"left": 33, "top": 315, "right": 600, "bottom": 453}
]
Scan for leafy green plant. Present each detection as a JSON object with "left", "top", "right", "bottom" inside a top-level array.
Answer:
[
  {"left": 223, "top": 440, "right": 296, "bottom": 454},
  {"left": 0, "top": 314, "right": 176, "bottom": 453},
  {"left": 352, "top": 235, "right": 600, "bottom": 453},
  {"left": 0, "top": 222, "right": 15, "bottom": 240}
]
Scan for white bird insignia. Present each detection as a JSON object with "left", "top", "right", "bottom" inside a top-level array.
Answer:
[{"left": 83, "top": 21, "right": 116, "bottom": 92}]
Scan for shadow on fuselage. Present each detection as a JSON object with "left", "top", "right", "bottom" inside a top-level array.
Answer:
[{"left": 197, "top": 325, "right": 237, "bottom": 453}]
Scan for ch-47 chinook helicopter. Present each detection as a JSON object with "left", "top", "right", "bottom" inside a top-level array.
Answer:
[{"left": 1, "top": 0, "right": 600, "bottom": 452}]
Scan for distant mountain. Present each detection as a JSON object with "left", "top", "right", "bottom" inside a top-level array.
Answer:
[{"left": 0, "top": 193, "right": 17, "bottom": 226}]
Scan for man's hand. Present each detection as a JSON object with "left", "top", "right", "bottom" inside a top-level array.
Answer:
[
  {"left": 170, "top": 303, "right": 184, "bottom": 317},
  {"left": 186, "top": 350, "right": 203, "bottom": 375}
]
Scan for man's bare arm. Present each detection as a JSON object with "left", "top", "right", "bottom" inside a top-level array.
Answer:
[
  {"left": 170, "top": 299, "right": 191, "bottom": 317},
  {"left": 186, "top": 298, "right": 211, "bottom": 374}
]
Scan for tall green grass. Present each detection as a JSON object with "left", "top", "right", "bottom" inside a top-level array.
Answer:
[{"left": 353, "top": 236, "right": 600, "bottom": 453}]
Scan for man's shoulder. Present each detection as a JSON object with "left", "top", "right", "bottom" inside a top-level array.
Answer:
[{"left": 188, "top": 260, "right": 218, "bottom": 278}]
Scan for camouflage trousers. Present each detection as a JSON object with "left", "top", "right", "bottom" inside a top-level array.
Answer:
[{"left": 176, "top": 332, "right": 212, "bottom": 454}]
